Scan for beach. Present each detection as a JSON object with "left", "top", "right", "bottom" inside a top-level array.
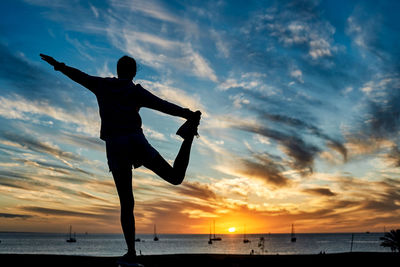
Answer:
[{"left": 1, "top": 253, "right": 399, "bottom": 267}]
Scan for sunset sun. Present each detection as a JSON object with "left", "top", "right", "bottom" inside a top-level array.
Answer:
[{"left": 228, "top": 227, "right": 236, "bottom": 233}]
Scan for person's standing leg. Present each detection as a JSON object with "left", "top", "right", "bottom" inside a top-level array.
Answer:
[{"left": 112, "top": 167, "right": 136, "bottom": 256}]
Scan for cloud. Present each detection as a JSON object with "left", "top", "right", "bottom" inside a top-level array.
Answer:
[
  {"left": 251, "top": 0, "right": 339, "bottom": 61},
  {"left": 89, "top": 4, "right": 99, "bottom": 19},
  {"left": 326, "top": 176, "right": 400, "bottom": 212},
  {"left": 0, "top": 213, "right": 32, "bottom": 219},
  {"left": 346, "top": 10, "right": 386, "bottom": 61},
  {"left": 0, "top": 94, "right": 99, "bottom": 136},
  {"left": 345, "top": 5, "right": 400, "bottom": 166},
  {"left": 211, "top": 141, "right": 290, "bottom": 188},
  {"left": 0, "top": 131, "right": 85, "bottom": 165},
  {"left": 229, "top": 93, "right": 250, "bottom": 108},
  {"left": 108, "top": 27, "right": 217, "bottom": 82},
  {"left": 347, "top": 15, "right": 367, "bottom": 49},
  {"left": 0, "top": 43, "right": 57, "bottom": 96},
  {"left": 303, "top": 187, "right": 336, "bottom": 197},
  {"left": 0, "top": 42, "right": 94, "bottom": 111},
  {"left": 185, "top": 45, "right": 218, "bottom": 82},
  {"left": 0, "top": 180, "right": 26, "bottom": 189},
  {"left": 65, "top": 34, "right": 95, "bottom": 61},
  {"left": 224, "top": 106, "right": 347, "bottom": 180},
  {"left": 111, "top": 0, "right": 184, "bottom": 25},
  {"left": 21, "top": 206, "right": 107, "bottom": 219},
  {"left": 346, "top": 5, "right": 400, "bottom": 66},
  {"left": 0, "top": 169, "right": 54, "bottom": 194},
  {"left": 346, "top": 73, "right": 400, "bottom": 165},
  {"left": 238, "top": 157, "right": 290, "bottom": 187},
  {"left": 138, "top": 79, "right": 205, "bottom": 112},
  {"left": 259, "top": 112, "right": 347, "bottom": 162},
  {"left": 77, "top": 191, "right": 108, "bottom": 202},
  {"left": 15, "top": 158, "right": 94, "bottom": 176},
  {"left": 180, "top": 209, "right": 218, "bottom": 219},
  {"left": 218, "top": 72, "right": 269, "bottom": 92},
  {"left": 233, "top": 122, "right": 320, "bottom": 175},
  {"left": 0, "top": 165, "right": 98, "bottom": 197},
  {"left": 142, "top": 127, "right": 167, "bottom": 141},
  {"left": 26, "top": 0, "right": 217, "bottom": 83},
  {"left": 363, "top": 78, "right": 400, "bottom": 140},
  {"left": 136, "top": 198, "right": 219, "bottom": 232},
  {"left": 23, "top": 0, "right": 72, "bottom": 9},
  {"left": 176, "top": 181, "right": 218, "bottom": 201},
  {"left": 386, "top": 145, "right": 400, "bottom": 167},
  {"left": 0, "top": 169, "right": 33, "bottom": 182},
  {"left": 96, "top": 61, "right": 115, "bottom": 77},
  {"left": 141, "top": 172, "right": 400, "bottom": 233},
  {"left": 210, "top": 29, "right": 230, "bottom": 58},
  {"left": 290, "top": 69, "right": 304, "bottom": 83},
  {"left": 308, "top": 38, "right": 336, "bottom": 59},
  {"left": 60, "top": 132, "right": 105, "bottom": 152}
]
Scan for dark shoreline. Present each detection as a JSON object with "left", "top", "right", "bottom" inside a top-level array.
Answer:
[{"left": 1, "top": 252, "right": 399, "bottom": 267}]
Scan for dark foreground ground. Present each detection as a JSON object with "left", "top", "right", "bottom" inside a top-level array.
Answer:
[{"left": 1, "top": 253, "right": 399, "bottom": 267}]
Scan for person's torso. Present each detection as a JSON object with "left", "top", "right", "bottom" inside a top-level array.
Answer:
[{"left": 94, "top": 78, "right": 143, "bottom": 140}]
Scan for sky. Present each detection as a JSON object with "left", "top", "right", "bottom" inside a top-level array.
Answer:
[{"left": 0, "top": 0, "right": 399, "bottom": 234}]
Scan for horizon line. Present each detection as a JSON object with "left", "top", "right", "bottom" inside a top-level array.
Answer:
[{"left": 0, "top": 231, "right": 385, "bottom": 235}]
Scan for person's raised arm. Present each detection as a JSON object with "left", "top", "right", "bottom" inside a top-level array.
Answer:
[
  {"left": 138, "top": 84, "right": 195, "bottom": 119},
  {"left": 40, "top": 54, "right": 99, "bottom": 91}
]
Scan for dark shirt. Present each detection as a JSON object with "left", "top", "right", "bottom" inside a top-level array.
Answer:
[{"left": 57, "top": 64, "right": 191, "bottom": 140}]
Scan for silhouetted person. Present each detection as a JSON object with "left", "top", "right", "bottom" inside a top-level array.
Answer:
[{"left": 40, "top": 54, "right": 201, "bottom": 266}]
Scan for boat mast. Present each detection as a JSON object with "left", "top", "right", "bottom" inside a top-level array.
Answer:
[
  {"left": 213, "top": 220, "right": 216, "bottom": 238},
  {"left": 243, "top": 224, "right": 250, "bottom": 243},
  {"left": 208, "top": 223, "right": 212, "bottom": 244},
  {"left": 291, "top": 223, "right": 297, "bottom": 242},
  {"left": 153, "top": 224, "right": 159, "bottom": 241}
]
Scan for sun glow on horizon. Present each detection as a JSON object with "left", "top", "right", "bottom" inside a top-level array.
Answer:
[{"left": 228, "top": 227, "right": 236, "bottom": 233}]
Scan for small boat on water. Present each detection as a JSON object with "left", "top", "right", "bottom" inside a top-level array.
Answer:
[
  {"left": 66, "top": 225, "right": 76, "bottom": 243},
  {"left": 243, "top": 225, "right": 250, "bottom": 243},
  {"left": 291, "top": 224, "right": 297, "bottom": 243},
  {"left": 208, "top": 224, "right": 213, "bottom": 244},
  {"left": 153, "top": 224, "right": 159, "bottom": 241},
  {"left": 210, "top": 220, "right": 222, "bottom": 241}
]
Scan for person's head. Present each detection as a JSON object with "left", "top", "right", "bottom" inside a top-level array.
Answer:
[{"left": 117, "top": 55, "right": 137, "bottom": 80}]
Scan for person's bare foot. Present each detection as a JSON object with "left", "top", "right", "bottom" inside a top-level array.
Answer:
[{"left": 176, "top": 110, "right": 202, "bottom": 139}]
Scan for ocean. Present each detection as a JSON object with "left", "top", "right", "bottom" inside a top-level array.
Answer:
[{"left": 0, "top": 232, "right": 390, "bottom": 256}]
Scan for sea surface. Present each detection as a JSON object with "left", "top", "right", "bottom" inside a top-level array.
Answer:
[{"left": 0, "top": 232, "right": 390, "bottom": 256}]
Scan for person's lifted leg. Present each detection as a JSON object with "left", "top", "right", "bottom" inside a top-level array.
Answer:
[{"left": 144, "top": 111, "right": 201, "bottom": 185}]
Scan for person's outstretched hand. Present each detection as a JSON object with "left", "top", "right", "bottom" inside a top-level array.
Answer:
[{"left": 40, "top": 54, "right": 58, "bottom": 66}]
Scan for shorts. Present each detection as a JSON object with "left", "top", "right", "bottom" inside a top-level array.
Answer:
[{"left": 105, "top": 130, "right": 159, "bottom": 172}]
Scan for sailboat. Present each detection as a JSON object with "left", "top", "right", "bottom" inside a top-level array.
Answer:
[
  {"left": 153, "top": 224, "right": 159, "bottom": 241},
  {"left": 208, "top": 223, "right": 213, "bottom": 244},
  {"left": 243, "top": 225, "right": 250, "bottom": 243},
  {"left": 290, "top": 224, "right": 297, "bottom": 243},
  {"left": 66, "top": 225, "right": 76, "bottom": 243},
  {"left": 210, "top": 220, "right": 222, "bottom": 241}
]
